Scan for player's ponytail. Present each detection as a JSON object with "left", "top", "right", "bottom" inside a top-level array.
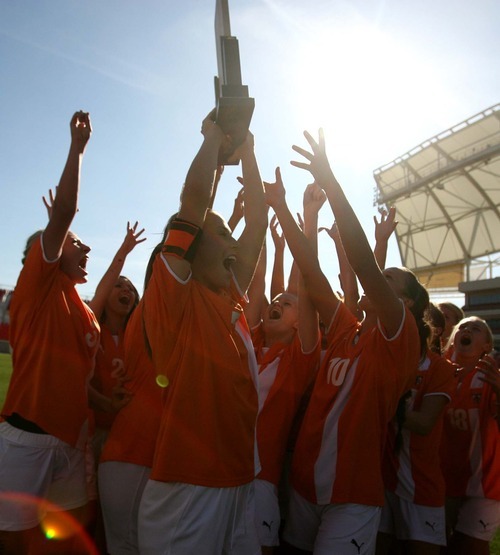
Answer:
[{"left": 401, "top": 268, "right": 431, "bottom": 362}]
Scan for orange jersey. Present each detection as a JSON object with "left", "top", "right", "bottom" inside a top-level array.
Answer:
[
  {"left": 383, "top": 350, "right": 455, "bottom": 506},
  {"left": 91, "top": 325, "right": 125, "bottom": 430},
  {"left": 142, "top": 254, "right": 259, "bottom": 487},
  {"left": 253, "top": 325, "right": 320, "bottom": 485},
  {"left": 100, "top": 302, "right": 162, "bottom": 467},
  {"left": 3, "top": 237, "right": 100, "bottom": 447},
  {"left": 441, "top": 367, "right": 500, "bottom": 500},
  {"left": 291, "top": 301, "right": 420, "bottom": 506}
]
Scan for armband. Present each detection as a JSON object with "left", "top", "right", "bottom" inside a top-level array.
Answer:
[{"left": 162, "top": 218, "right": 202, "bottom": 263}]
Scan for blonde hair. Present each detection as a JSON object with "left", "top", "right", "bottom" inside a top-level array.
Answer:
[{"left": 447, "top": 316, "right": 493, "bottom": 355}]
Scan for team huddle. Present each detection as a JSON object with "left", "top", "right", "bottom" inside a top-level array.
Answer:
[{"left": 0, "top": 111, "right": 498, "bottom": 555}]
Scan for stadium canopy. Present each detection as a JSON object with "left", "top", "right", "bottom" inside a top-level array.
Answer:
[{"left": 373, "top": 104, "right": 500, "bottom": 291}]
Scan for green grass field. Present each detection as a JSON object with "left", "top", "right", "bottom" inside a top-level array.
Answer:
[
  {"left": 0, "top": 352, "right": 498, "bottom": 552},
  {"left": 0, "top": 353, "right": 12, "bottom": 408}
]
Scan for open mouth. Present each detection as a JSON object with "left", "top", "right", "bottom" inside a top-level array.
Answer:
[
  {"left": 460, "top": 336, "right": 472, "bottom": 346},
  {"left": 79, "top": 257, "right": 88, "bottom": 271},
  {"left": 119, "top": 295, "right": 131, "bottom": 306},
  {"left": 269, "top": 306, "right": 282, "bottom": 320},
  {"left": 223, "top": 255, "right": 236, "bottom": 271}
]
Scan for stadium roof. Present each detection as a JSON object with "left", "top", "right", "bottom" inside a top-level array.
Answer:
[{"left": 373, "top": 103, "right": 500, "bottom": 289}]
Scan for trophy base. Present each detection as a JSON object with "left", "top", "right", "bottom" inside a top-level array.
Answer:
[{"left": 216, "top": 96, "right": 255, "bottom": 165}]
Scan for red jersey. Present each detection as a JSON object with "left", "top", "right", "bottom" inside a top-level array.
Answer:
[
  {"left": 291, "top": 301, "right": 419, "bottom": 506},
  {"left": 3, "top": 236, "right": 100, "bottom": 448},
  {"left": 383, "top": 350, "right": 455, "bottom": 506},
  {"left": 253, "top": 324, "right": 320, "bottom": 485},
  {"left": 100, "top": 302, "right": 162, "bottom": 467},
  {"left": 91, "top": 325, "right": 125, "bottom": 430},
  {"left": 142, "top": 254, "right": 260, "bottom": 487},
  {"left": 441, "top": 367, "right": 500, "bottom": 499}
]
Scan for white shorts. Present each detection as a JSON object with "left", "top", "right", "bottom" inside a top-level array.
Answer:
[
  {"left": 98, "top": 461, "right": 151, "bottom": 555},
  {"left": 283, "top": 488, "right": 381, "bottom": 555},
  {"left": 0, "top": 421, "right": 87, "bottom": 531},
  {"left": 138, "top": 480, "right": 260, "bottom": 555},
  {"left": 379, "top": 490, "right": 446, "bottom": 545},
  {"left": 453, "top": 497, "right": 500, "bottom": 542},
  {"left": 254, "top": 479, "right": 280, "bottom": 547}
]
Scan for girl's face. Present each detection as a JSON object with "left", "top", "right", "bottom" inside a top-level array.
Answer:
[
  {"left": 191, "top": 211, "right": 238, "bottom": 293},
  {"left": 453, "top": 318, "right": 492, "bottom": 358},
  {"left": 105, "top": 277, "right": 137, "bottom": 317},
  {"left": 263, "top": 293, "right": 299, "bottom": 333},
  {"left": 60, "top": 231, "right": 91, "bottom": 284}
]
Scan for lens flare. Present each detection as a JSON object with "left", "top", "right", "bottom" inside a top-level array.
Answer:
[{"left": 0, "top": 492, "right": 98, "bottom": 554}]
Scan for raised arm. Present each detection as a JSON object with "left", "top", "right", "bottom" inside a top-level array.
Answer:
[
  {"left": 269, "top": 214, "right": 286, "bottom": 299},
  {"left": 319, "top": 223, "right": 361, "bottom": 319},
  {"left": 299, "top": 183, "right": 323, "bottom": 351},
  {"left": 265, "top": 167, "right": 339, "bottom": 327},
  {"left": 291, "top": 130, "right": 403, "bottom": 338},
  {"left": 87, "top": 221, "right": 146, "bottom": 320},
  {"left": 373, "top": 207, "right": 398, "bottom": 270},
  {"left": 231, "top": 133, "right": 268, "bottom": 293},
  {"left": 227, "top": 187, "right": 245, "bottom": 232},
  {"left": 42, "top": 111, "right": 92, "bottom": 261},
  {"left": 245, "top": 241, "right": 267, "bottom": 328},
  {"left": 167, "top": 113, "right": 226, "bottom": 280}
]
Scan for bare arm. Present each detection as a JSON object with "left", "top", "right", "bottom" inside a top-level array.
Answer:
[
  {"left": 373, "top": 207, "right": 398, "bottom": 270},
  {"left": 42, "top": 111, "right": 92, "bottom": 261},
  {"left": 87, "top": 222, "right": 146, "bottom": 320},
  {"left": 477, "top": 354, "right": 500, "bottom": 431},
  {"left": 227, "top": 187, "right": 244, "bottom": 232},
  {"left": 166, "top": 113, "right": 226, "bottom": 280},
  {"left": 320, "top": 223, "right": 361, "bottom": 319},
  {"left": 231, "top": 133, "right": 268, "bottom": 293},
  {"left": 404, "top": 394, "right": 449, "bottom": 435},
  {"left": 300, "top": 183, "right": 324, "bottom": 351},
  {"left": 245, "top": 241, "right": 267, "bottom": 328},
  {"left": 265, "top": 167, "right": 339, "bottom": 327},
  {"left": 269, "top": 214, "right": 286, "bottom": 299},
  {"left": 291, "top": 130, "right": 403, "bottom": 338},
  {"left": 286, "top": 213, "right": 303, "bottom": 296}
]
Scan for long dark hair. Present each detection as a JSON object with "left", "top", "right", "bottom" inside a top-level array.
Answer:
[
  {"left": 100, "top": 275, "right": 140, "bottom": 328},
  {"left": 399, "top": 268, "right": 431, "bottom": 362},
  {"left": 394, "top": 268, "right": 431, "bottom": 454}
]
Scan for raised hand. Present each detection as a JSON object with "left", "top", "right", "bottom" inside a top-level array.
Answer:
[
  {"left": 201, "top": 109, "right": 231, "bottom": 156},
  {"left": 303, "top": 182, "right": 327, "bottom": 215},
  {"left": 476, "top": 354, "right": 500, "bottom": 397},
  {"left": 120, "top": 221, "right": 146, "bottom": 255},
  {"left": 270, "top": 213, "right": 285, "bottom": 252},
  {"left": 319, "top": 221, "right": 340, "bottom": 242},
  {"left": 291, "top": 129, "right": 334, "bottom": 185},
  {"left": 70, "top": 111, "right": 92, "bottom": 153},
  {"left": 264, "top": 167, "right": 286, "bottom": 210},
  {"left": 42, "top": 188, "right": 56, "bottom": 219},
  {"left": 374, "top": 207, "right": 398, "bottom": 244},
  {"left": 228, "top": 187, "right": 245, "bottom": 232}
]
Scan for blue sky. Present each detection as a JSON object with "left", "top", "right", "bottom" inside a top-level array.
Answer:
[{"left": 1, "top": 0, "right": 499, "bottom": 302}]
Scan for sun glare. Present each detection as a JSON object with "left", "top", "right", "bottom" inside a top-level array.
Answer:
[{"left": 291, "top": 23, "right": 444, "bottom": 162}]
